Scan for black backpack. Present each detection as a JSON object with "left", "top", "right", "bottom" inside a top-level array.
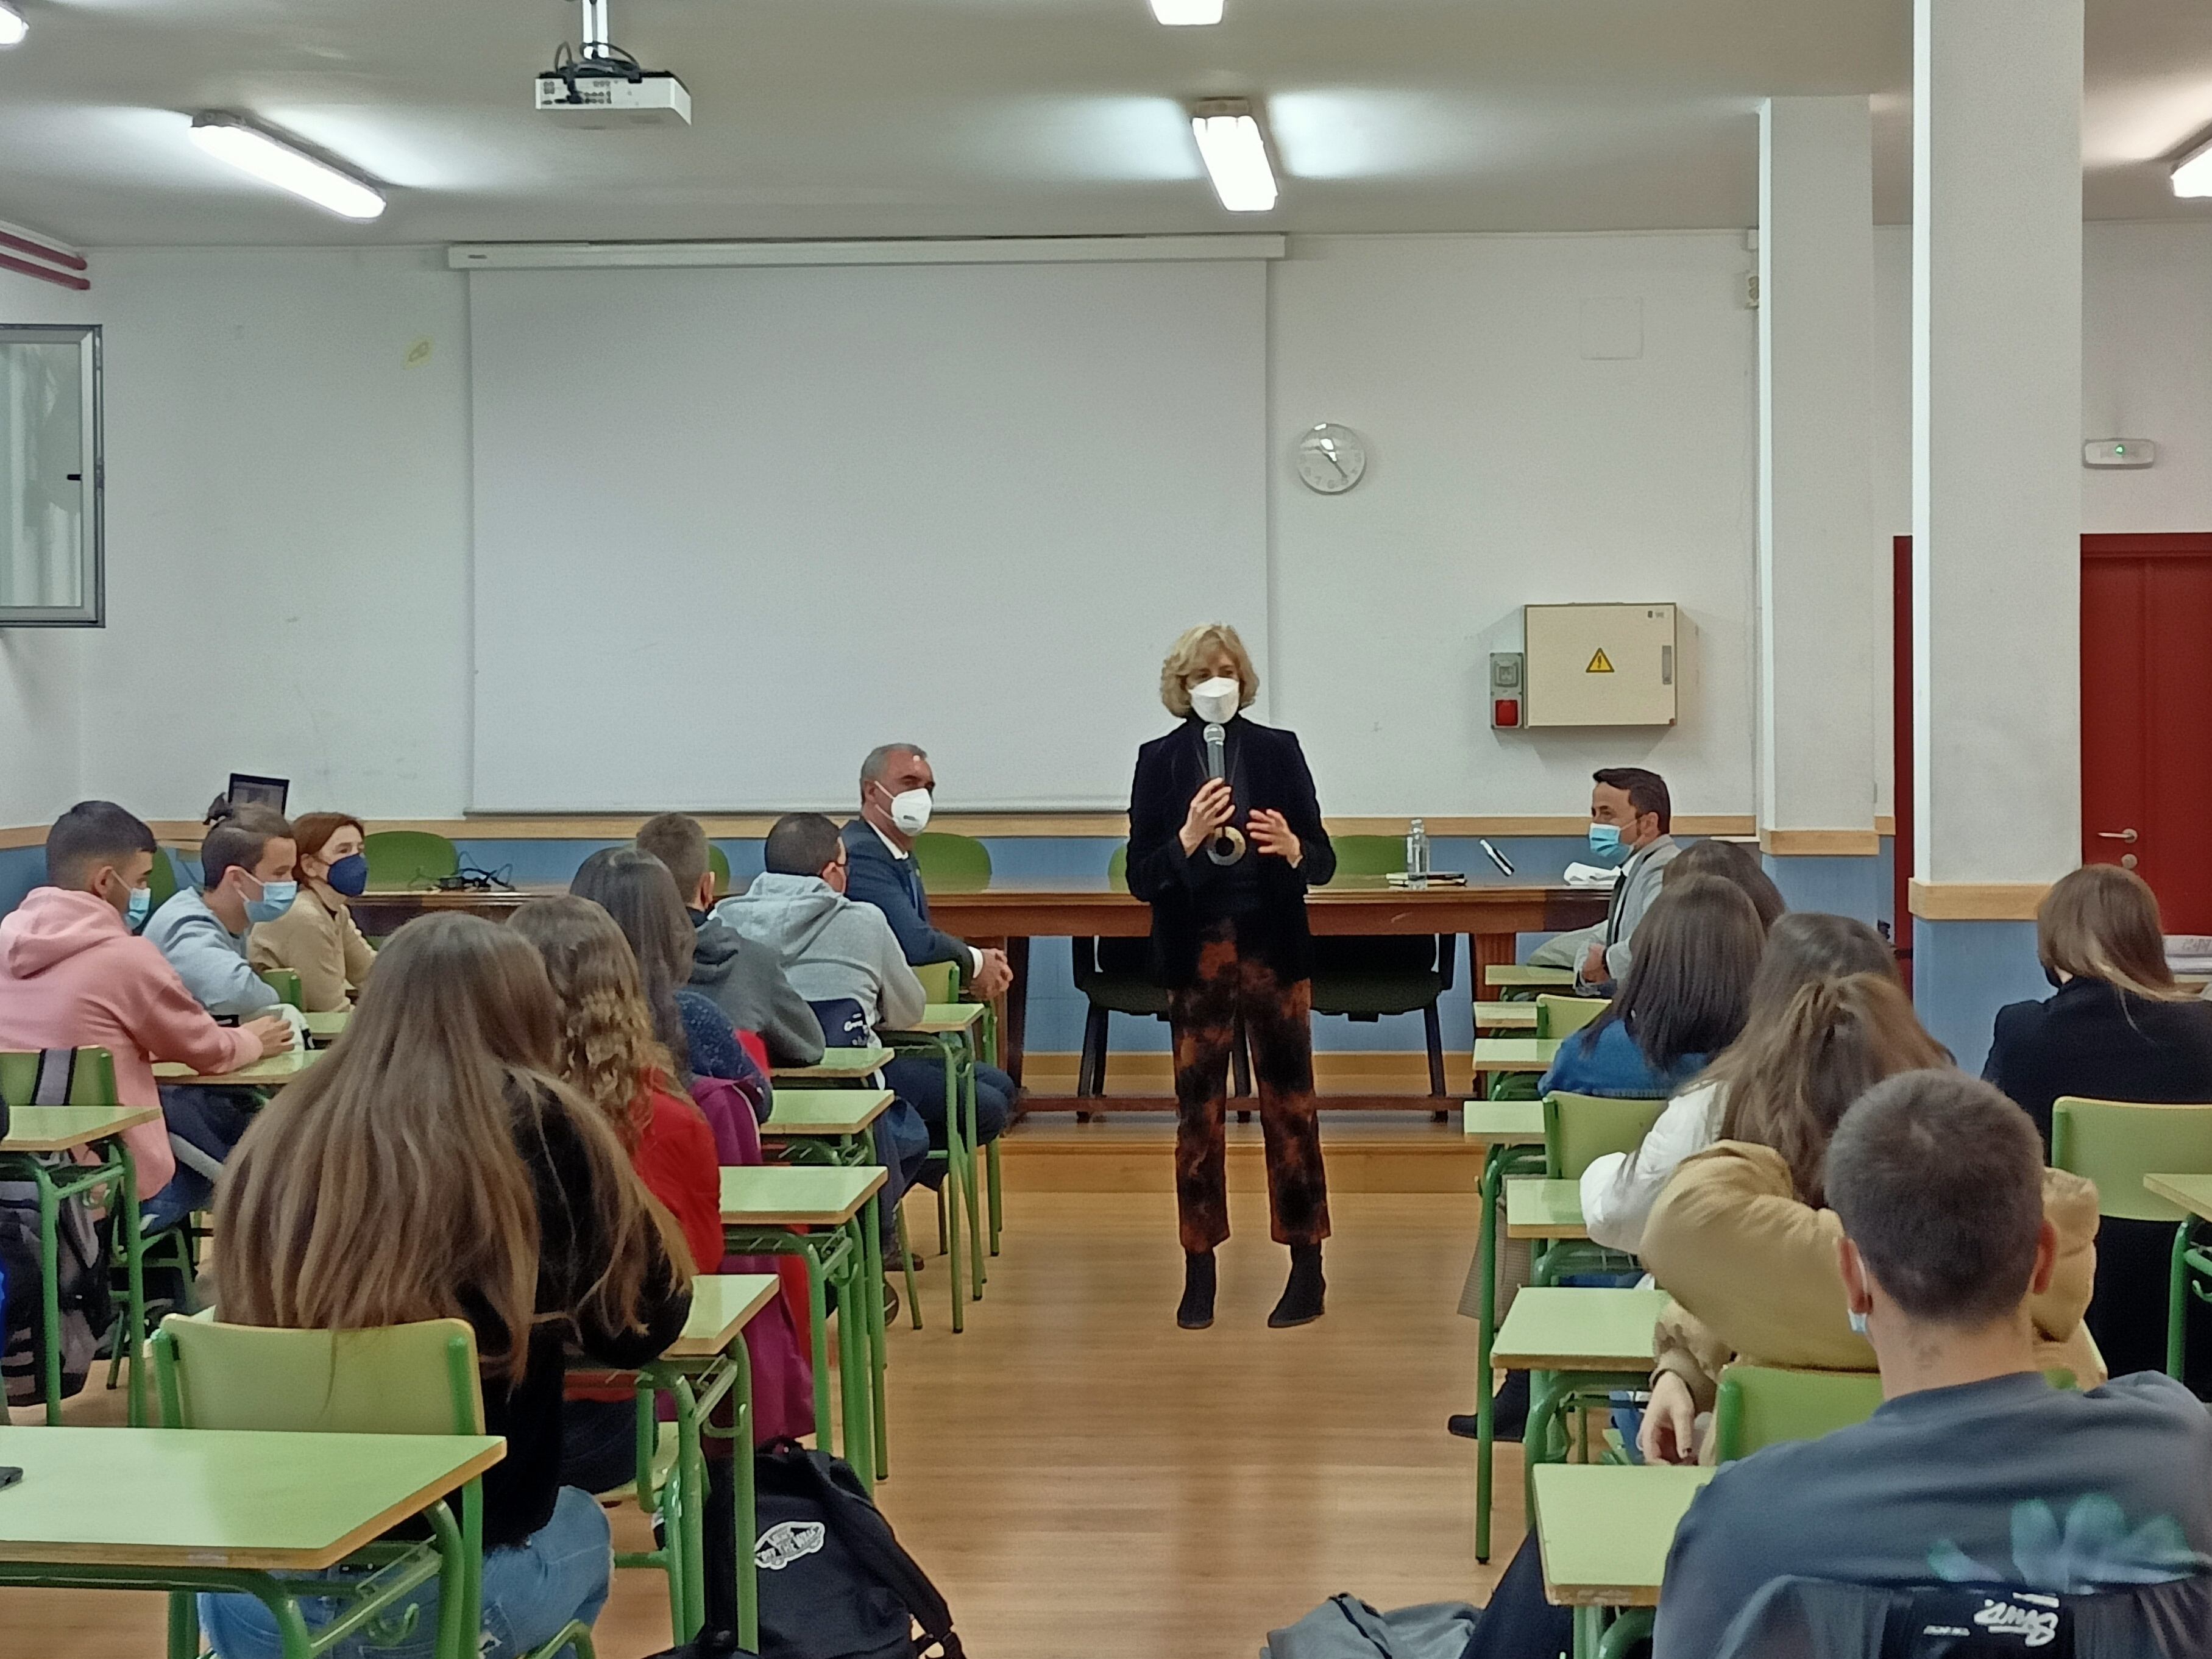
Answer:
[{"left": 753, "top": 1438, "right": 963, "bottom": 1659}]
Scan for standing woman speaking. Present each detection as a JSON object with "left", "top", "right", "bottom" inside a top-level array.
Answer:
[{"left": 1128, "top": 622, "right": 1336, "bottom": 1330}]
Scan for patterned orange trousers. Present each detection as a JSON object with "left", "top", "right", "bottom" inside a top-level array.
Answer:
[{"left": 1169, "top": 919, "right": 1331, "bottom": 1253}]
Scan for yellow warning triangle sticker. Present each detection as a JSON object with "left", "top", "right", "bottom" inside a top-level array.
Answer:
[{"left": 1586, "top": 648, "right": 1615, "bottom": 674}]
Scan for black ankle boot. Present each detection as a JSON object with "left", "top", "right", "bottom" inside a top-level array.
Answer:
[
  {"left": 1177, "top": 1250, "right": 1217, "bottom": 1329},
  {"left": 1268, "top": 1242, "right": 1326, "bottom": 1328}
]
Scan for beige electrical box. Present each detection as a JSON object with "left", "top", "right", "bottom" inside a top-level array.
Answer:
[{"left": 1523, "top": 603, "right": 1678, "bottom": 727}]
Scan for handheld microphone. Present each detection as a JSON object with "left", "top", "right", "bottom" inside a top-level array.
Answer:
[
  {"left": 1478, "top": 838, "right": 1516, "bottom": 877},
  {"left": 1202, "top": 722, "right": 1247, "bottom": 865}
]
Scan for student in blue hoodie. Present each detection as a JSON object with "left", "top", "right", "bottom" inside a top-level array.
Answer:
[{"left": 1538, "top": 874, "right": 1762, "bottom": 1101}]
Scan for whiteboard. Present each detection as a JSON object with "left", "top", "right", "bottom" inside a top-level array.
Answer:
[{"left": 466, "top": 260, "right": 1269, "bottom": 811}]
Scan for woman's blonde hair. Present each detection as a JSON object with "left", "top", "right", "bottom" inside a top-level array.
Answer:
[
  {"left": 1160, "top": 622, "right": 1259, "bottom": 718},
  {"left": 212, "top": 913, "right": 688, "bottom": 1381},
  {"left": 1716, "top": 972, "right": 1952, "bottom": 1207},
  {"left": 2038, "top": 863, "right": 2188, "bottom": 1003},
  {"left": 509, "top": 895, "right": 673, "bottom": 1153}
]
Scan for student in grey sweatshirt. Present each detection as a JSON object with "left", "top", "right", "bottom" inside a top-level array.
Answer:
[
  {"left": 714, "top": 814, "right": 925, "bottom": 1041},
  {"left": 144, "top": 806, "right": 299, "bottom": 1019}
]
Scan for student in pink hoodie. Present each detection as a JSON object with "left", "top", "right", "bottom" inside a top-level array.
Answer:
[{"left": 0, "top": 802, "right": 289, "bottom": 1204}]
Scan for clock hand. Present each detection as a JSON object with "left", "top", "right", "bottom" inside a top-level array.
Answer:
[{"left": 1322, "top": 450, "right": 1349, "bottom": 479}]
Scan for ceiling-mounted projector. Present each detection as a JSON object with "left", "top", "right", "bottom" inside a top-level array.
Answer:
[{"left": 536, "top": 0, "right": 691, "bottom": 127}]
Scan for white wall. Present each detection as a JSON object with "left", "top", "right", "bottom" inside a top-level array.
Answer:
[{"left": 1, "top": 225, "right": 2207, "bottom": 827}]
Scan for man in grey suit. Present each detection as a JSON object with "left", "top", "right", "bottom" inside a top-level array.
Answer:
[{"left": 1531, "top": 766, "right": 1679, "bottom": 992}]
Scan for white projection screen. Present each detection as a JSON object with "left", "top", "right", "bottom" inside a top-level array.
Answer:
[{"left": 466, "top": 257, "right": 1269, "bottom": 812}]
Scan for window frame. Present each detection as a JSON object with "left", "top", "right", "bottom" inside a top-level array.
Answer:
[{"left": 0, "top": 322, "right": 105, "bottom": 628}]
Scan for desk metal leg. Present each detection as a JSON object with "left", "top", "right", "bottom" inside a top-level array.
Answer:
[
  {"left": 31, "top": 1165, "right": 63, "bottom": 1424},
  {"left": 862, "top": 1193, "right": 888, "bottom": 1479},
  {"left": 733, "top": 1345, "right": 759, "bottom": 1652},
  {"left": 959, "top": 1048, "right": 985, "bottom": 1299},
  {"left": 1475, "top": 1145, "right": 1503, "bottom": 1563},
  {"left": 836, "top": 1219, "right": 874, "bottom": 1492},
  {"left": 115, "top": 1149, "right": 147, "bottom": 1427},
  {"left": 803, "top": 1248, "right": 833, "bottom": 1454}
]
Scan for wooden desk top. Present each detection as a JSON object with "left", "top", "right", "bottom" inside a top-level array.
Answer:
[
  {"left": 1505, "top": 1177, "right": 1588, "bottom": 1240},
  {"left": 0, "top": 1104, "right": 161, "bottom": 1154},
  {"left": 720, "top": 1165, "right": 888, "bottom": 1227},
  {"left": 924, "top": 876, "right": 1608, "bottom": 940},
  {"left": 1486, "top": 964, "right": 1578, "bottom": 989},
  {"left": 2146, "top": 1173, "right": 2212, "bottom": 1223},
  {"left": 1473, "top": 1037, "right": 1562, "bottom": 1075},
  {"left": 762, "top": 1088, "right": 895, "bottom": 1137},
  {"left": 1491, "top": 1287, "right": 1666, "bottom": 1372},
  {"left": 0, "top": 1426, "right": 503, "bottom": 1571},
  {"left": 770, "top": 1046, "right": 891, "bottom": 1082},
  {"left": 1461, "top": 1101, "right": 1547, "bottom": 1147},
  {"left": 1533, "top": 1464, "right": 1714, "bottom": 1608},
  {"left": 152, "top": 1048, "right": 319, "bottom": 1090},
  {"left": 664, "top": 1273, "right": 781, "bottom": 1360}
]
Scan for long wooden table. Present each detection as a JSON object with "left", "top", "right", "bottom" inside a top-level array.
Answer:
[{"left": 925, "top": 875, "right": 1606, "bottom": 1101}]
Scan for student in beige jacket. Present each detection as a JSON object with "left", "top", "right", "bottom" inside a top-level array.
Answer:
[
  {"left": 1636, "top": 989, "right": 2102, "bottom": 1465},
  {"left": 249, "top": 812, "right": 376, "bottom": 1012}
]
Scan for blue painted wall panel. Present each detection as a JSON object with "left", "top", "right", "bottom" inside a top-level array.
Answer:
[
  {"left": 1762, "top": 854, "right": 1885, "bottom": 923},
  {"left": 1913, "top": 917, "right": 2044, "bottom": 1075}
]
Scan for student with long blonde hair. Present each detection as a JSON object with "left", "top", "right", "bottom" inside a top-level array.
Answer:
[{"left": 204, "top": 914, "right": 692, "bottom": 1659}]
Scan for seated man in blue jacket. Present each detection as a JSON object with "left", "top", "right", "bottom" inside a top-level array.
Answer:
[{"left": 841, "top": 743, "right": 1019, "bottom": 1149}]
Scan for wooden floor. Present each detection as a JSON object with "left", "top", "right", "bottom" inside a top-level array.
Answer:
[{"left": 10, "top": 1182, "right": 1522, "bottom": 1659}]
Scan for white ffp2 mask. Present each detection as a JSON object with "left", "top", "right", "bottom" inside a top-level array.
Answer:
[
  {"left": 1189, "top": 677, "right": 1241, "bottom": 725},
  {"left": 885, "top": 787, "right": 933, "bottom": 836}
]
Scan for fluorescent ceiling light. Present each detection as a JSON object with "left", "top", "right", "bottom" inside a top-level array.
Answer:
[
  {"left": 1191, "top": 102, "right": 1277, "bottom": 213},
  {"left": 2174, "top": 133, "right": 2212, "bottom": 199},
  {"left": 0, "top": 4, "right": 26, "bottom": 47},
  {"left": 1150, "top": 0, "right": 1223, "bottom": 24},
  {"left": 188, "top": 113, "right": 386, "bottom": 221}
]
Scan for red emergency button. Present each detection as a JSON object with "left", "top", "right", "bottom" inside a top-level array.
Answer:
[{"left": 1494, "top": 698, "right": 1520, "bottom": 728}]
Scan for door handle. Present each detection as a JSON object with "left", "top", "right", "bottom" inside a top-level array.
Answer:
[{"left": 2097, "top": 829, "right": 2139, "bottom": 844}]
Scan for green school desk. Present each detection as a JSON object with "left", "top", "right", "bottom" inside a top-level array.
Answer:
[
  {"left": 0, "top": 1105, "right": 157, "bottom": 1426},
  {"left": 0, "top": 1424, "right": 503, "bottom": 1659},
  {"left": 2146, "top": 1173, "right": 2212, "bottom": 1220},
  {"left": 151, "top": 1048, "right": 319, "bottom": 1090},
  {"left": 767, "top": 1046, "right": 892, "bottom": 1083},
  {"left": 1494, "top": 1287, "right": 1668, "bottom": 1541},
  {"left": 301, "top": 1011, "right": 350, "bottom": 1045},
  {"left": 1474, "top": 1001, "right": 1542, "bottom": 1031},
  {"left": 718, "top": 1165, "right": 888, "bottom": 1491},
  {"left": 1462, "top": 1099, "right": 1548, "bottom": 1560},
  {"left": 762, "top": 1088, "right": 895, "bottom": 1142},
  {"left": 1486, "top": 965, "right": 1577, "bottom": 992},
  {"left": 1506, "top": 1178, "right": 1589, "bottom": 1240},
  {"left": 1473, "top": 1037, "right": 1562, "bottom": 1075},
  {"left": 1533, "top": 1463, "right": 1715, "bottom": 1659},
  {"left": 882, "top": 1003, "right": 993, "bottom": 1321}
]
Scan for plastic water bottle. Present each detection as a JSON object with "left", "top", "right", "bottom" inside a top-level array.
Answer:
[{"left": 1406, "top": 817, "right": 1430, "bottom": 882}]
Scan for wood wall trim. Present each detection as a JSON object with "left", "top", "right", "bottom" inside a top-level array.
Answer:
[
  {"left": 6, "top": 810, "right": 1764, "bottom": 850},
  {"left": 1907, "top": 879, "right": 2050, "bottom": 921},
  {"left": 1874, "top": 814, "right": 1896, "bottom": 837},
  {"left": 1758, "top": 828, "right": 1882, "bottom": 857}
]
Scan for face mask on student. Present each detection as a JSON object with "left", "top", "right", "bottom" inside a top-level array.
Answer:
[
  {"left": 876, "top": 784, "right": 933, "bottom": 837},
  {"left": 1587, "top": 822, "right": 1625, "bottom": 860},
  {"left": 244, "top": 876, "right": 297, "bottom": 925},
  {"left": 1189, "top": 677, "right": 1241, "bottom": 726},
  {"left": 124, "top": 887, "right": 152, "bottom": 929},
  {"left": 324, "top": 853, "right": 370, "bottom": 897}
]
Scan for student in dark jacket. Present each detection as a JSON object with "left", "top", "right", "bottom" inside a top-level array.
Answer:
[
  {"left": 635, "top": 813, "right": 825, "bottom": 1068},
  {"left": 839, "top": 745, "right": 1020, "bottom": 1145},
  {"left": 202, "top": 914, "right": 692, "bottom": 1659},
  {"left": 1984, "top": 862, "right": 2212, "bottom": 1383},
  {"left": 1128, "top": 622, "right": 1336, "bottom": 1332}
]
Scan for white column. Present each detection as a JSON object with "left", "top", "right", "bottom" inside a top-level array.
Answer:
[
  {"left": 1912, "top": 0, "right": 2082, "bottom": 893},
  {"left": 1757, "top": 96, "right": 1879, "bottom": 854}
]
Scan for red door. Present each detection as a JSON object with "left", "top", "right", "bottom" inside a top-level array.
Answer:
[{"left": 2082, "top": 535, "right": 2212, "bottom": 933}]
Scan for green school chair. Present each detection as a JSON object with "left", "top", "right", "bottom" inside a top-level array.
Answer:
[
  {"left": 909, "top": 831, "right": 991, "bottom": 893},
  {"left": 361, "top": 830, "right": 459, "bottom": 891},
  {"left": 153, "top": 1315, "right": 596, "bottom": 1659},
  {"left": 707, "top": 842, "right": 731, "bottom": 897},
  {"left": 915, "top": 957, "right": 1007, "bottom": 1262},
  {"left": 2049, "top": 1096, "right": 2212, "bottom": 1384},
  {"left": 1712, "top": 1364, "right": 1885, "bottom": 1460},
  {"left": 256, "top": 966, "right": 303, "bottom": 1009},
  {"left": 1311, "top": 836, "right": 1456, "bottom": 1098},
  {"left": 1534, "top": 1091, "right": 1665, "bottom": 1287},
  {"left": 1072, "top": 845, "right": 1173, "bottom": 1106},
  {"left": 146, "top": 845, "right": 183, "bottom": 914},
  {"left": 1537, "top": 994, "right": 1610, "bottom": 1040}
]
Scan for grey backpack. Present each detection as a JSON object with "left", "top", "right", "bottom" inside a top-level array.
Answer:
[{"left": 1262, "top": 1596, "right": 1477, "bottom": 1659}]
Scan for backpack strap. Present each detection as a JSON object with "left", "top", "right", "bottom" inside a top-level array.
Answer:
[
  {"left": 32, "top": 1049, "right": 77, "bottom": 1107},
  {"left": 789, "top": 1447, "right": 963, "bottom": 1657}
]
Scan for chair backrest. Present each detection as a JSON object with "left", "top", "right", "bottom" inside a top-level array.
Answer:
[
  {"left": 910, "top": 832, "right": 991, "bottom": 892},
  {"left": 256, "top": 967, "right": 303, "bottom": 1009},
  {"left": 707, "top": 842, "right": 732, "bottom": 897},
  {"left": 2051, "top": 1096, "right": 2212, "bottom": 1223},
  {"left": 1712, "top": 1363, "right": 1885, "bottom": 1461},
  {"left": 361, "top": 830, "right": 459, "bottom": 889},
  {"left": 0, "top": 1046, "right": 119, "bottom": 1109},
  {"left": 1325, "top": 835, "right": 1406, "bottom": 880},
  {"left": 915, "top": 961, "right": 960, "bottom": 1003},
  {"left": 1543, "top": 1090, "right": 1667, "bottom": 1179},
  {"left": 146, "top": 846, "right": 182, "bottom": 910},
  {"left": 1537, "top": 994, "right": 1610, "bottom": 1040},
  {"left": 1108, "top": 842, "right": 1130, "bottom": 890},
  {"left": 154, "top": 1315, "right": 483, "bottom": 1436}
]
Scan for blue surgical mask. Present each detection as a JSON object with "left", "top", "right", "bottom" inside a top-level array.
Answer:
[
  {"left": 325, "top": 853, "right": 370, "bottom": 898},
  {"left": 1848, "top": 1309, "right": 1870, "bottom": 1338},
  {"left": 245, "top": 879, "right": 297, "bottom": 925},
  {"left": 1587, "top": 822, "right": 1624, "bottom": 859},
  {"left": 124, "top": 886, "right": 152, "bottom": 930}
]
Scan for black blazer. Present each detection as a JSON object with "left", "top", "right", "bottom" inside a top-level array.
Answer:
[
  {"left": 1126, "top": 715, "right": 1335, "bottom": 989},
  {"left": 1983, "top": 976, "right": 2212, "bottom": 1149}
]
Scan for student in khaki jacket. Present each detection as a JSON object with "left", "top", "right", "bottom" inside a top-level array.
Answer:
[
  {"left": 249, "top": 812, "right": 377, "bottom": 1012},
  {"left": 1637, "top": 989, "right": 2102, "bottom": 1466}
]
